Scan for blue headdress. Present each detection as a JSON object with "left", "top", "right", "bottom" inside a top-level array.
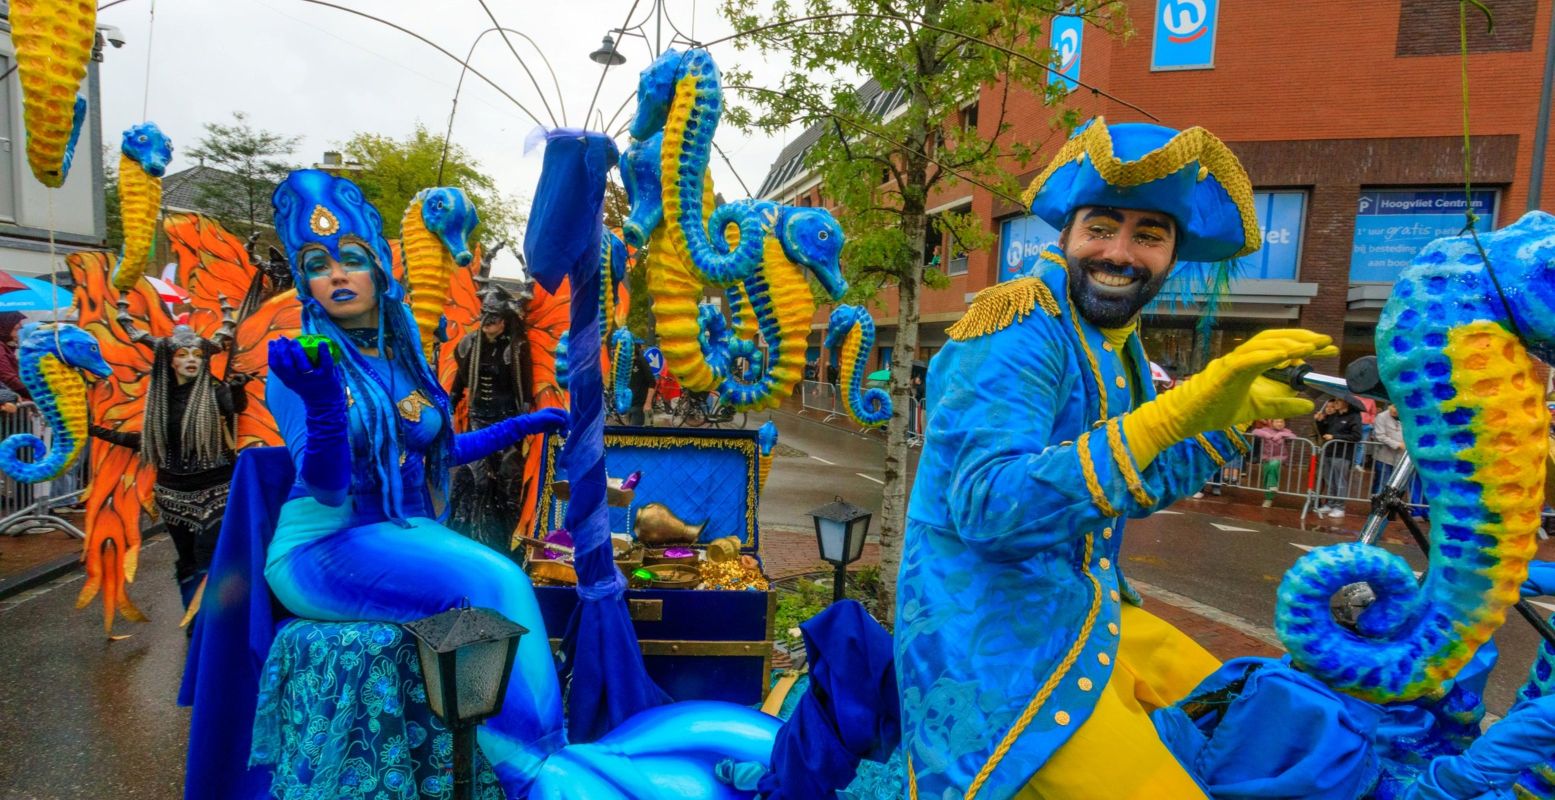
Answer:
[
  {"left": 1025, "top": 118, "right": 1261, "bottom": 343},
  {"left": 272, "top": 169, "right": 452, "bottom": 521}
]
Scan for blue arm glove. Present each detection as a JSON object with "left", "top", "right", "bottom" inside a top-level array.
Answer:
[
  {"left": 452, "top": 407, "right": 570, "bottom": 465},
  {"left": 268, "top": 338, "right": 349, "bottom": 506},
  {"left": 1405, "top": 694, "right": 1555, "bottom": 799},
  {"left": 1522, "top": 561, "right": 1555, "bottom": 598}
]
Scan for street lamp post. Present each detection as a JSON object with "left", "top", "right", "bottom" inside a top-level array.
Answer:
[
  {"left": 404, "top": 601, "right": 529, "bottom": 800},
  {"left": 808, "top": 497, "right": 873, "bottom": 605}
]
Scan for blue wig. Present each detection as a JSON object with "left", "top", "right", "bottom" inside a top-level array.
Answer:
[{"left": 272, "top": 169, "right": 453, "bottom": 521}]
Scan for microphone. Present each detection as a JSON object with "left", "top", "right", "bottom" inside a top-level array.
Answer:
[{"left": 1264, "top": 355, "right": 1390, "bottom": 403}]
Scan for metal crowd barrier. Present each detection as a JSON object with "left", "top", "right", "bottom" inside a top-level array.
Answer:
[
  {"left": 1204, "top": 433, "right": 1322, "bottom": 503},
  {"left": 0, "top": 401, "right": 89, "bottom": 538},
  {"left": 799, "top": 380, "right": 844, "bottom": 424},
  {"left": 906, "top": 397, "right": 925, "bottom": 448}
]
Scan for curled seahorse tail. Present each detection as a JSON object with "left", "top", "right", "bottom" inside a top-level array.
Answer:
[
  {"left": 402, "top": 199, "right": 452, "bottom": 364},
  {"left": 833, "top": 308, "right": 891, "bottom": 429},
  {"left": 12, "top": 0, "right": 95, "bottom": 187},
  {"left": 113, "top": 156, "right": 159, "bottom": 291},
  {"left": 0, "top": 434, "right": 55, "bottom": 482},
  {"left": 1277, "top": 221, "right": 1550, "bottom": 702}
]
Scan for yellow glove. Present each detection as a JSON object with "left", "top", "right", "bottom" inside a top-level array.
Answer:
[{"left": 1123, "top": 329, "right": 1337, "bottom": 466}]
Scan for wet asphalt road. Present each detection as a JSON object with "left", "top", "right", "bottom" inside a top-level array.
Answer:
[{"left": 1, "top": 411, "right": 1550, "bottom": 796}]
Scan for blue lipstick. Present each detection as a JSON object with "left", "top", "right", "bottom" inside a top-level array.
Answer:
[{"left": 331, "top": 289, "right": 358, "bottom": 302}]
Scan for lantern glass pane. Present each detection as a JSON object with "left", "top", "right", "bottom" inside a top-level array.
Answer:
[
  {"left": 818, "top": 517, "right": 847, "bottom": 563},
  {"left": 846, "top": 516, "right": 869, "bottom": 562},
  {"left": 415, "top": 641, "right": 446, "bottom": 720},
  {"left": 455, "top": 639, "right": 512, "bottom": 719}
]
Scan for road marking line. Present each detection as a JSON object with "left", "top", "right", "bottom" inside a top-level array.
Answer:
[
  {"left": 856, "top": 473, "right": 884, "bottom": 485},
  {"left": 809, "top": 455, "right": 836, "bottom": 466},
  {"left": 1211, "top": 523, "right": 1257, "bottom": 532},
  {"left": 1127, "top": 578, "right": 1284, "bottom": 649},
  {"left": 1531, "top": 600, "right": 1555, "bottom": 614},
  {"left": 1156, "top": 510, "right": 1183, "bottom": 515}
]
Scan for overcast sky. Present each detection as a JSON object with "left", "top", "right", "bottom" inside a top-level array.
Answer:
[{"left": 95, "top": 0, "right": 820, "bottom": 277}]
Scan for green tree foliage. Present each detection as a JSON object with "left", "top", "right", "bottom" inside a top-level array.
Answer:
[
  {"left": 102, "top": 150, "right": 121, "bottom": 250},
  {"left": 340, "top": 125, "right": 525, "bottom": 249},
  {"left": 185, "top": 112, "right": 301, "bottom": 239},
  {"left": 720, "top": 0, "right": 1126, "bottom": 618}
]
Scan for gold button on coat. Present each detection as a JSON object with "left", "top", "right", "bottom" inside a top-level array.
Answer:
[
  {"left": 1108, "top": 623, "right": 1120, "bottom": 636},
  {"left": 1114, "top": 376, "right": 1126, "bottom": 388},
  {"left": 1098, "top": 652, "right": 1111, "bottom": 666},
  {"left": 1078, "top": 677, "right": 1094, "bottom": 691},
  {"left": 1054, "top": 711, "right": 1071, "bottom": 725},
  {"left": 1099, "top": 558, "right": 1111, "bottom": 570}
]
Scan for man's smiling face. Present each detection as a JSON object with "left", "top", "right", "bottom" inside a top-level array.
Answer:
[{"left": 1061, "top": 206, "right": 1178, "bottom": 329}]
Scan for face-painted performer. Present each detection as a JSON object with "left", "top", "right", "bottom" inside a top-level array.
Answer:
[
  {"left": 91, "top": 311, "right": 245, "bottom": 610},
  {"left": 448, "top": 280, "right": 535, "bottom": 550},
  {"left": 895, "top": 119, "right": 1334, "bottom": 799},
  {"left": 261, "top": 170, "right": 569, "bottom": 795}
]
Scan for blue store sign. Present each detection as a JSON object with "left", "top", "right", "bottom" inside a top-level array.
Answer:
[
  {"left": 998, "top": 214, "right": 1063, "bottom": 282},
  {"left": 1152, "top": 0, "right": 1220, "bottom": 71},
  {"left": 1049, "top": 14, "right": 1085, "bottom": 93},
  {"left": 1350, "top": 189, "right": 1496, "bottom": 283}
]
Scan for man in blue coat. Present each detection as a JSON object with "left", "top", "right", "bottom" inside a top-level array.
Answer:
[{"left": 895, "top": 118, "right": 1335, "bottom": 799}]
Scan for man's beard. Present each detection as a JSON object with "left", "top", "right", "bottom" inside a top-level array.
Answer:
[{"left": 1066, "top": 256, "right": 1171, "bottom": 329}]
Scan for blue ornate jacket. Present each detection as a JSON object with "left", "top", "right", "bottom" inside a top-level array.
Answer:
[{"left": 895, "top": 249, "right": 1244, "bottom": 800}]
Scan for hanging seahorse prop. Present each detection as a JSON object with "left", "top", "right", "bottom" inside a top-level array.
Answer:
[
  {"left": 621, "top": 128, "right": 847, "bottom": 412},
  {"left": 1277, "top": 211, "right": 1555, "bottom": 703},
  {"left": 0, "top": 323, "right": 110, "bottom": 482},
  {"left": 609, "top": 327, "right": 636, "bottom": 415},
  {"left": 823, "top": 305, "right": 891, "bottom": 428},
  {"left": 556, "top": 331, "right": 572, "bottom": 392},
  {"left": 11, "top": 0, "right": 94, "bottom": 187},
  {"left": 402, "top": 186, "right": 478, "bottom": 365},
  {"left": 112, "top": 123, "right": 174, "bottom": 291},
  {"left": 757, "top": 420, "right": 777, "bottom": 492}
]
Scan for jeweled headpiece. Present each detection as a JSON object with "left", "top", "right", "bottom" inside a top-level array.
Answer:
[
  {"left": 1024, "top": 117, "right": 1261, "bottom": 263},
  {"left": 271, "top": 169, "right": 398, "bottom": 299}
]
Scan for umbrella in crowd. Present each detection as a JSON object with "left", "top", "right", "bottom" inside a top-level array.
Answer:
[{"left": 0, "top": 274, "right": 72, "bottom": 311}]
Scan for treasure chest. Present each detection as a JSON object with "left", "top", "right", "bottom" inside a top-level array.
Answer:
[{"left": 527, "top": 426, "right": 776, "bottom": 705}]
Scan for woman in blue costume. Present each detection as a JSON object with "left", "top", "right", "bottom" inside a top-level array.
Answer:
[{"left": 262, "top": 170, "right": 570, "bottom": 796}]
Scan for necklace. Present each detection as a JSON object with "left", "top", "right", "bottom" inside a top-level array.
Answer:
[{"left": 341, "top": 327, "right": 380, "bottom": 352}]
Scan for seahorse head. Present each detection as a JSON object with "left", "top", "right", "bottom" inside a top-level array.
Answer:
[
  {"left": 824, "top": 305, "right": 863, "bottom": 350},
  {"left": 630, "top": 49, "right": 684, "bottom": 141},
  {"left": 20, "top": 323, "right": 109, "bottom": 377},
  {"left": 621, "top": 134, "right": 664, "bottom": 248},
  {"left": 120, "top": 122, "right": 172, "bottom": 178},
  {"left": 778, "top": 207, "right": 848, "bottom": 300},
  {"left": 757, "top": 420, "right": 778, "bottom": 456},
  {"left": 1489, "top": 210, "right": 1555, "bottom": 363},
  {"left": 415, "top": 186, "right": 479, "bottom": 267}
]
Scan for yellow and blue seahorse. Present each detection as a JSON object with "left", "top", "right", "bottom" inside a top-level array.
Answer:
[
  {"left": 11, "top": 0, "right": 94, "bottom": 188},
  {"left": 0, "top": 323, "right": 110, "bottom": 482},
  {"left": 1276, "top": 211, "right": 1555, "bottom": 704},
  {"left": 402, "top": 186, "right": 479, "bottom": 365},
  {"left": 622, "top": 129, "right": 848, "bottom": 411},
  {"left": 609, "top": 326, "right": 637, "bottom": 415},
  {"left": 112, "top": 122, "right": 174, "bottom": 291},
  {"left": 824, "top": 305, "right": 892, "bottom": 428}
]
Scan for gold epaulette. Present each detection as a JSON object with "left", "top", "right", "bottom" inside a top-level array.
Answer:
[{"left": 946, "top": 277, "right": 1061, "bottom": 341}]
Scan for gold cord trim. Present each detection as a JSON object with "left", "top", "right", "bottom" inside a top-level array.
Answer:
[
  {"left": 1224, "top": 427, "right": 1250, "bottom": 455},
  {"left": 1195, "top": 434, "right": 1227, "bottom": 468},
  {"left": 965, "top": 532, "right": 1103, "bottom": 799},
  {"left": 1107, "top": 417, "right": 1155, "bottom": 507},
  {"left": 1075, "top": 431, "right": 1119, "bottom": 518},
  {"left": 1066, "top": 301, "right": 1109, "bottom": 420},
  {"left": 1019, "top": 117, "right": 1261, "bottom": 258},
  {"left": 946, "top": 278, "right": 1060, "bottom": 341}
]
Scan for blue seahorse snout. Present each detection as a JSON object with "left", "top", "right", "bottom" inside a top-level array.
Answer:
[
  {"left": 121, "top": 122, "right": 173, "bottom": 178},
  {"left": 419, "top": 187, "right": 479, "bottom": 267}
]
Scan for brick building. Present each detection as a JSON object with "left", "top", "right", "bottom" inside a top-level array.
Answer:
[{"left": 757, "top": 0, "right": 1553, "bottom": 379}]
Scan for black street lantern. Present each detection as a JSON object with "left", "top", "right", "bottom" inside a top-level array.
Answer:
[
  {"left": 809, "top": 497, "right": 873, "bottom": 604},
  {"left": 404, "top": 601, "right": 528, "bottom": 800},
  {"left": 589, "top": 34, "right": 627, "bottom": 66}
]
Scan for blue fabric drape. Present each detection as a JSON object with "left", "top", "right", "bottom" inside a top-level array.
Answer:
[
  {"left": 179, "top": 446, "right": 297, "bottom": 800},
  {"left": 524, "top": 128, "right": 668, "bottom": 743},
  {"left": 758, "top": 600, "right": 901, "bottom": 800}
]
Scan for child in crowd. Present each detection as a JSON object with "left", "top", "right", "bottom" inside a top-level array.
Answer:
[{"left": 1250, "top": 418, "right": 1297, "bottom": 507}]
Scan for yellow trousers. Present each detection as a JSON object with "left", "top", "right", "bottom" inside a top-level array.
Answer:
[{"left": 1016, "top": 604, "right": 1220, "bottom": 800}]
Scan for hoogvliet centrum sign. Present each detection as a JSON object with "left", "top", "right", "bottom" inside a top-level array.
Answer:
[{"left": 1350, "top": 189, "right": 1496, "bottom": 283}]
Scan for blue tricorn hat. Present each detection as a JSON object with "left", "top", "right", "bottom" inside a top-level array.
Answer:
[{"left": 1024, "top": 118, "right": 1261, "bottom": 263}]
